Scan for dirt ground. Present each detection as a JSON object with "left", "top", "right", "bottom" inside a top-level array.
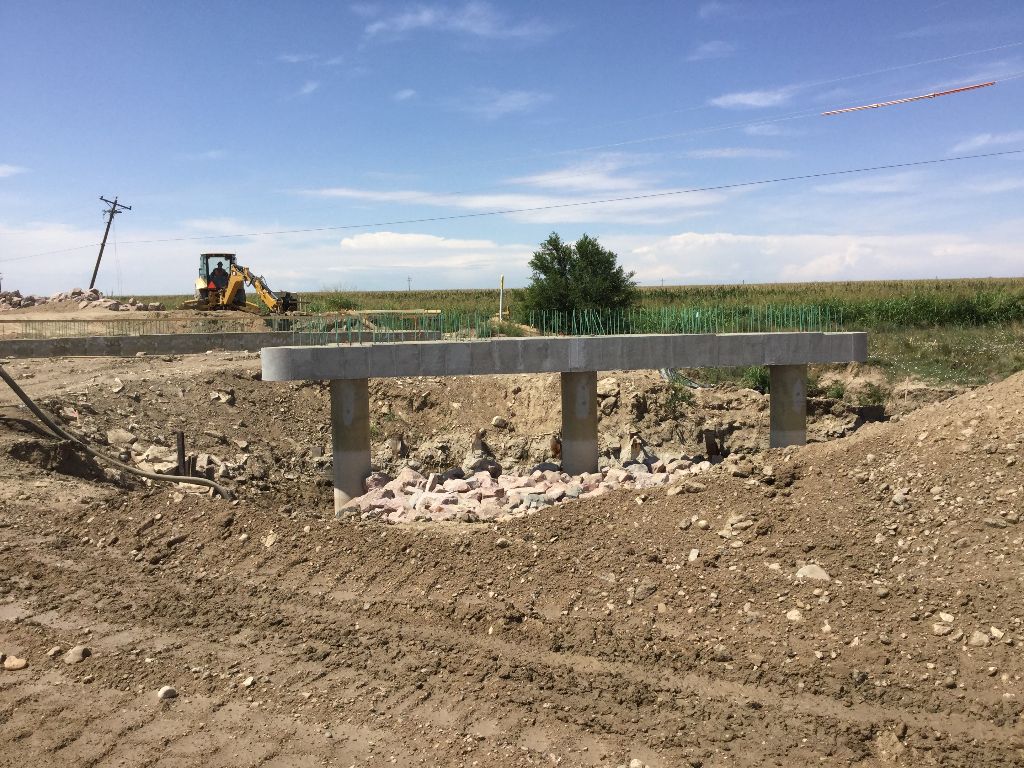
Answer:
[{"left": 0, "top": 351, "right": 1021, "bottom": 767}]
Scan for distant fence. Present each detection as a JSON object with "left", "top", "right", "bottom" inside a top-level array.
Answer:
[
  {"left": 0, "top": 316, "right": 295, "bottom": 340},
  {"left": 0, "top": 304, "right": 845, "bottom": 345}
]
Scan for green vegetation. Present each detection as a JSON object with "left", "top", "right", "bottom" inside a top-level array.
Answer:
[
  {"left": 522, "top": 233, "right": 638, "bottom": 313},
  {"left": 742, "top": 366, "right": 771, "bottom": 394},
  {"left": 868, "top": 324, "right": 1024, "bottom": 385},
  {"left": 125, "top": 277, "right": 1024, "bottom": 386},
  {"left": 825, "top": 380, "right": 847, "bottom": 400},
  {"left": 665, "top": 374, "right": 696, "bottom": 416}
]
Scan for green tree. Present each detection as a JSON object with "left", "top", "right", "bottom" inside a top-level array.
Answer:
[{"left": 523, "top": 233, "right": 638, "bottom": 311}]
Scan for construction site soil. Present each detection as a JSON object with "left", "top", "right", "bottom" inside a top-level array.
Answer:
[{"left": 0, "top": 352, "right": 1021, "bottom": 767}]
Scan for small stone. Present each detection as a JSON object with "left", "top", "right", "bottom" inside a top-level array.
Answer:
[
  {"left": 687, "top": 548, "right": 699, "bottom": 562},
  {"left": 490, "top": 416, "right": 509, "bottom": 429},
  {"left": 3, "top": 656, "right": 27, "bottom": 671},
  {"left": 696, "top": 520, "right": 709, "bottom": 530},
  {"left": 242, "top": 675, "right": 256, "bottom": 688},
  {"left": 712, "top": 644, "right": 732, "bottom": 662},
  {"left": 938, "top": 612, "right": 954, "bottom": 623},
  {"left": 634, "top": 580, "right": 657, "bottom": 601},
  {"left": 157, "top": 686, "right": 177, "bottom": 700},
  {"left": 968, "top": 630, "right": 991, "bottom": 648},
  {"left": 932, "top": 623, "right": 953, "bottom": 636},
  {"left": 677, "top": 517, "right": 691, "bottom": 530},
  {"left": 796, "top": 564, "right": 831, "bottom": 582},
  {"left": 876, "top": 587, "right": 890, "bottom": 598},
  {"left": 63, "top": 645, "right": 92, "bottom": 665},
  {"left": 46, "top": 646, "right": 62, "bottom": 658},
  {"left": 786, "top": 608, "right": 803, "bottom": 622},
  {"left": 495, "top": 537, "right": 510, "bottom": 549}
]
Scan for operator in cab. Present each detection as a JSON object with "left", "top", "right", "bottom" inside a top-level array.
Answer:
[{"left": 210, "top": 261, "right": 229, "bottom": 291}]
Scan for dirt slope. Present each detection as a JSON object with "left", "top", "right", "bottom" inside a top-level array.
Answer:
[{"left": 0, "top": 358, "right": 1021, "bottom": 767}]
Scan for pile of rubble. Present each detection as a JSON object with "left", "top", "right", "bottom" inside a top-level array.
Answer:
[
  {"left": 0, "top": 287, "right": 165, "bottom": 312},
  {"left": 0, "top": 289, "right": 51, "bottom": 310},
  {"left": 336, "top": 449, "right": 772, "bottom": 524}
]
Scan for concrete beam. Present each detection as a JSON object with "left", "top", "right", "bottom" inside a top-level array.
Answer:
[
  {"left": 560, "top": 371, "right": 598, "bottom": 475},
  {"left": 769, "top": 364, "right": 807, "bottom": 448},
  {"left": 330, "top": 378, "right": 371, "bottom": 512},
  {"left": 262, "top": 332, "right": 867, "bottom": 381}
]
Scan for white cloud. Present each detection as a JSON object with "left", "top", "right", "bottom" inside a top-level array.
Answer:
[
  {"left": 297, "top": 80, "right": 320, "bottom": 96},
  {"left": 363, "top": 2, "right": 551, "bottom": 41},
  {"left": 336, "top": 231, "right": 531, "bottom": 273},
  {"left": 0, "top": 164, "right": 27, "bottom": 178},
  {"left": 607, "top": 229, "right": 1024, "bottom": 285},
  {"left": 687, "top": 40, "right": 735, "bottom": 61},
  {"left": 949, "top": 130, "right": 1024, "bottom": 154},
  {"left": 964, "top": 176, "right": 1024, "bottom": 194},
  {"left": 278, "top": 53, "right": 316, "bottom": 64},
  {"left": 460, "top": 88, "right": 551, "bottom": 119},
  {"left": 710, "top": 87, "right": 797, "bottom": 108},
  {"left": 686, "top": 147, "right": 792, "bottom": 159},
  {"left": 507, "top": 156, "right": 655, "bottom": 193},
  {"left": 813, "top": 172, "right": 921, "bottom": 195},
  {"left": 393, "top": 88, "right": 417, "bottom": 101},
  {"left": 698, "top": 1, "right": 731, "bottom": 19},
  {"left": 299, "top": 182, "right": 725, "bottom": 225},
  {"left": 743, "top": 123, "right": 789, "bottom": 137}
]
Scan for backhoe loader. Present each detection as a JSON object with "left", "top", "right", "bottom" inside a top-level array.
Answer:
[{"left": 181, "top": 253, "right": 298, "bottom": 314}]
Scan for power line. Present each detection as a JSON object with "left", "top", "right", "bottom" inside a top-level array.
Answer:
[{"left": 2, "top": 148, "right": 1020, "bottom": 264}]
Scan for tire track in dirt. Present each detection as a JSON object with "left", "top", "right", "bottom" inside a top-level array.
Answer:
[{"left": 4, "top": 520, "right": 1021, "bottom": 767}]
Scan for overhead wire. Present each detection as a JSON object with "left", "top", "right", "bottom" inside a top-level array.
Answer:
[{"left": 2, "top": 147, "right": 1020, "bottom": 263}]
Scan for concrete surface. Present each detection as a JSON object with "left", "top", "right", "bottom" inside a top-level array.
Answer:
[
  {"left": 331, "top": 378, "right": 372, "bottom": 506},
  {"left": 769, "top": 364, "right": 808, "bottom": 448},
  {"left": 262, "top": 332, "right": 867, "bottom": 381},
  {"left": 0, "top": 330, "right": 437, "bottom": 358},
  {"left": 560, "top": 371, "right": 599, "bottom": 475}
]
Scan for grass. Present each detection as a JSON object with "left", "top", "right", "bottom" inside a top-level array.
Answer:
[
  {"left": 868, "top": 324, "right": 1024, "bottom": 386},
  {"left": 122, "top": 277, "right": 1024, "bottom": 386}
]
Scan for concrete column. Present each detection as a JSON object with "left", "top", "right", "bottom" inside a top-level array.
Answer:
[
  {"left": 769, "top": 364, "right": 807, "bottom": 448},
  {"left": 330, "top": 378, "right": 371, "bottom": 512},
  {"left": 560, "top": 371, "right": 599, "bottom": 475}
]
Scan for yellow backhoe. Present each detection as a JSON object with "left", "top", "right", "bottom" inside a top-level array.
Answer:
[{"left": 181, "top": 253, "right": 298, "bottom": 314}]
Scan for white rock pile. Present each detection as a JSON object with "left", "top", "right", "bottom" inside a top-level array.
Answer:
[
  {"left": 339, "top": 457, "right": 718, "bottom": 524},
  {"left": 0, "top": 287, "right": 165, "bottom": 312}
]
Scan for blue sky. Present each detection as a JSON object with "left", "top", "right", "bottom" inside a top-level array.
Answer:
[{"left": 1, "top": 0, "right": 1023, "bottom": 295}]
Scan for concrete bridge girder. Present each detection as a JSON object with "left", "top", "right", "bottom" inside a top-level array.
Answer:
[{"left": 265, "top": 333, "right": 868, "bottom": 513}]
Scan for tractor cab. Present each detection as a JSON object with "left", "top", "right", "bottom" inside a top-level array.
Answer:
[
  {"left": 195, "top": 253, "right": 245, "bottom": 306},
  {"left": 199, "top": 253, "right": 236, "bottom": 285}
]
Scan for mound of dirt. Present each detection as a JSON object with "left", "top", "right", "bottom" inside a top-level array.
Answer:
[
  {"left": 6, "top": 437, "right": 106, "bottom": 480},
  {"left": 0, "top": 355, "right": 1019, "bottom": 766}
]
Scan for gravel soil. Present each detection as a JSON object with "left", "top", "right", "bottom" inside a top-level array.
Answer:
[{"left": 0, "top": 354, "right": 1021, "bottom": 767}]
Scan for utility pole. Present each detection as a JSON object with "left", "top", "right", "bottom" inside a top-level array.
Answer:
[
  {"left": 407, "top": 276, "right": 412, "bottom": 292},
  {"left": 89, "top": 196, "right": 131, "bottom": 290}
]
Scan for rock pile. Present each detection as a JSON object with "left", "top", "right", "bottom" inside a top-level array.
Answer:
[
  {"left": 0, "top": 289, "right": 51, "bottom": 310},
  {"left": 338, "top": 452, "right": 741, "bottom": 524},
  {"left": 0, "top": 287, "right": 165, "bottom": 312}
]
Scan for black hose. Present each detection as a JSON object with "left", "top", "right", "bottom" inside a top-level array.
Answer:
[{"left": 0, "top": 362, "right": 233, "bottom": 499}]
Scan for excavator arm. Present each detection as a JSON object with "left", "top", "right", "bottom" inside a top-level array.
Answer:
[{"left": 230, "top": 265, "right": 298, "bottom": 314}]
